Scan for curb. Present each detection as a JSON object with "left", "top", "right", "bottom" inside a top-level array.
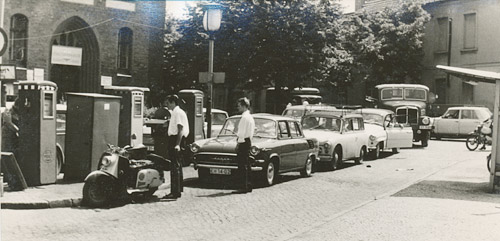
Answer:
[{"left": 1, "top": 198, "right": 82, "bottom": 209}]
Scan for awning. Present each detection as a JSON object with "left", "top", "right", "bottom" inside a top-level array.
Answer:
[{"left": 436, "top": 65, "right": 500, "bottom": 84}]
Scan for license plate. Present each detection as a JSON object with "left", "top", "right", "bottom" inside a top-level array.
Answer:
[
  {"left": 147, "top": 145, "right": 154, "bottom": 151},
  {"left": 210, "top": 168, "right": 231, "bottom": 175},
  {"left": 419, "top": 125, "right": 432, "bottom": 130}
]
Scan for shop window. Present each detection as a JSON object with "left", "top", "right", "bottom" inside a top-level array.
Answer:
[
  {"left": 9, "top": 14, "right": 28, "bottom": 67},
  {"left": 117, "top": 27, "right": 133, "bottom": 74}
]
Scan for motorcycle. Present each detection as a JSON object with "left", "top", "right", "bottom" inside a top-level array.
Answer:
[
  {"left": 82, "top": 144, "right": 169, "bottom": 208},
  {"left": 466, "top": 119, "right": 492, "bottom": 151}
]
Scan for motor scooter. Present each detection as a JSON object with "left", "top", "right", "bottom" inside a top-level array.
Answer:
[
  {"left": 466, "top": 119, "right": 492, "bottom": 151},
  {"left": 82, "top": 144, "right": 169, "bottom": 207}
]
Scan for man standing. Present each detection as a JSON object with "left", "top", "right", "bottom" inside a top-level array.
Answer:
[
  {"left": 162, "top": 95, "right": 189, "bottom": 200},
  {"left": 151, "top": 97, "right": 171, "bottom": 159},
  {"left": 235, "top": 97, "right": 255, "bottom": 193}
]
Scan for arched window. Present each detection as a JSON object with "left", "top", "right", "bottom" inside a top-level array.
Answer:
[
  {"left": 117, "top": 27, "right": 133, "bottom": 73},
  {"left": 9, "top": 14, "right": 28, "bottom": 67}
]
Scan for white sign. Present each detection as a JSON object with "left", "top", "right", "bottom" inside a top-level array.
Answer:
[
  {"left": 34, "top": 68, "right": 44, "bottom": 81},
  {"left": 51, "top": 45, "right": 82, "bottom": 66},
  {"left": 101, "top": 76, "right": 112, "bottom": 86},
  {"left": 27, "top": 69, "right": 34, "bottom": 81}
]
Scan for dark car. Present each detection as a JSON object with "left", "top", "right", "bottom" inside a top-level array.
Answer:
[{"left": 190, "top": 113, "right": 319, "bottom": 186}]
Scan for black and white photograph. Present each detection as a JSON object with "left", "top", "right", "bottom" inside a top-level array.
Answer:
[{"left": 1, "top": 0, "right": 500, "bottom": 240}]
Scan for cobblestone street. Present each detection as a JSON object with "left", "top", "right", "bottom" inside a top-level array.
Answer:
[{"left": 2, "top": 140, "right": 497, "bottom": 241}]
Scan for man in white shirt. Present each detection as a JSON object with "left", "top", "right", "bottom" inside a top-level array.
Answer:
[
  {"left": 162, "top": 95, "right": 189, "bottom": 200},
  {"left": 235, "top": 97, "right": 255, "bottom": 193}
]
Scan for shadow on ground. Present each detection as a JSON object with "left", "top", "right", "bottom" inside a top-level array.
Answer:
[{"left": 393, "top": 180, "right": 500, "bottom": 203}]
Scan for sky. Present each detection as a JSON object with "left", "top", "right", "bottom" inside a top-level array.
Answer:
[{"left": 165, "top": 0, "right": 356, "bottom": 19}]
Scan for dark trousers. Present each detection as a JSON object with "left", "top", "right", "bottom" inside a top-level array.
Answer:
[
  {"left": 236, "top": 138, "right": 252, "bottom": 191},
  {"left": 167, "top": 135, "right": 185, "bottom": 195}
]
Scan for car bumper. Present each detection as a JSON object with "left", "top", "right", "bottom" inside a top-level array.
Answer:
[
  {"left": 318, "top": 155, "right": 332, "bottom": 162},
  {"left": 196, "top": 164, "right": 263, "bottom": 171}
]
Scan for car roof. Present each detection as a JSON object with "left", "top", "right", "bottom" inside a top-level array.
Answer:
[
  {"left": 229, "top": 113, "right": 297, "bottom": 122},
  {"left": 447, "top": 106, "right": 489, "bottom": 111},
  {"left": 284, "top": 104, "right": 337, "bottom": 110},
  {"left": 353, "top": 108, "right": 394, "bottom": 115},
  {"left": 203, "top": 108, "right": 228, "bottom": 114},
  {"left": 304, "top": 111, "right": 363, "bottom": 119},
  {"left": 375, "top": 84, "right": 429, "bottom": 91}
]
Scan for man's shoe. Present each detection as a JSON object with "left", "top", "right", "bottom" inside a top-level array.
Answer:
[{"left": 162, "top": 193, "right": 181, "bottom": 199}]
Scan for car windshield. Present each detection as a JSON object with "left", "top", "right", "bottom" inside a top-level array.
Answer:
[
  {"left": 404, "top": 88, "right": 426, "bottom": 100},
  {"left": 381, "top": 88, "right": 403, "bottom": 100},
  {"left": 302, "top": 116, "right": 341, "bottom": 132},
  {"left": 283, "top": 109, "right": 304, "bottom": 119},
  {"left": 220, "top": 117, "right": 277, "bottom": 138},
  {"left": 360, "top": 113, "right": 384, "bottom": 125}
]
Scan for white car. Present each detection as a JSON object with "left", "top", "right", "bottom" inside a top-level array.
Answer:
[
  {"left": 432, "top": 106, "right": 492, "bottom": 138},
  {"left": 203, "top": 108, "right": 229, "bottom": 137},
  {"left": 353, "top": 108, "right": 413, "bottom": 159},
  {"left": 302, "top": 112, "right": 368, "bottom": 170}
]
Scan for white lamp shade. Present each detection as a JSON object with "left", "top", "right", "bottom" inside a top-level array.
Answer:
[{"left": 203, "top": 8, "right": 222, "bottom": 32}]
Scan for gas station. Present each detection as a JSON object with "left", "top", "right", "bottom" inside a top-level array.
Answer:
[{"left": 437, "top": 65, "right": 500, "bottom": 192}]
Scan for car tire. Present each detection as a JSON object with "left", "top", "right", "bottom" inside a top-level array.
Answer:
[
  {"left": 300, "top": 156, "right": 313, "bottom": 177},
  {"left": 421, "top": 138, "right": 428, "bottom": 147},
  {"left": 56, "top": 147, "right": 64, "bottom": 175},
  {"left": 370, "top": 143, "right": 380, "bottom": 160},
  {"left": 355, "top": 147, "right": 366, "bottom": 165},
  {"left": 262, "top": 161, "right": 276, "bottom": 186},
  {"left": 392, "top": 148, "right": 399, "bottom": 154},
  {"left": 330, "top": 147, "right": 342, "bottom": 171}
]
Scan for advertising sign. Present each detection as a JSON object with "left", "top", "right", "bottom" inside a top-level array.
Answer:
[{"left": 51, "top": 45, "right": 82, "bottom": 66}]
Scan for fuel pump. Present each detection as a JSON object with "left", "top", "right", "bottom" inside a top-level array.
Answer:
[
  {"left": 16, "top": 81, "right": 57, "bottom": 186},
  {"left": 103, "top": 86, "right": 149, "bottom": 147}
]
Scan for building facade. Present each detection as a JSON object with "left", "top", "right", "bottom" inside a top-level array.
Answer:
[
  {"left": 1, "top": 0, "right": 165, "bottom": 101},
  {"left": 421, "top": 0, "right": 499, "bottom": 112}
]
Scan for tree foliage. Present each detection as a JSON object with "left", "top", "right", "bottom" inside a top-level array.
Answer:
[{"left": 158, "top": 0, "right": 431, "bottom": 106}]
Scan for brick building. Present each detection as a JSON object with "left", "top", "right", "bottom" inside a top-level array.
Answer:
[{"left": 1, "top": 0, "right": 165, "bottom": 101}]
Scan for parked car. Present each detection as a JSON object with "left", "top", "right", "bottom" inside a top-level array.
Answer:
[
  {"left": 282, "top": 104, "right": 339, "bottom": 122},
  {"left": 203, "top": 108, "right": 229, "bottom": 137},
  {"left": 431, "top": 106, "right": 492, "bottom": 138},
  {"left": 301, "top": 112, "right": 368, "bottom": 170},
  {"left": 190, "top": 113, "right": 319, "bottom": 186},
  {"left": 353, "top": 108, "right": 413, "bottom": 159}
]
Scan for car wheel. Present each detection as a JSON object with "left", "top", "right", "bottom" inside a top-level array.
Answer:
[
  {"left": 300, "top": 156, "right": 313, "bottom": 177},
  {"left": 263, "top": 161, "right": 276, "bottom": 186},
  {"left": 330, "top": 147, "right": 342, "bottom": 171},
  {"left": 370, "top": 143, "right": 380, "bottom": 160},
  {"left": 56, "top": 148, "right": 64, "bottom": 175},
  {"left": 392, "top": 148, "right": 399, "bottom": 154},
  {"left": 355, "top": 147, "right": 366, "bottom": 165},
  {"left": 421, "top": 138, "right": 428, "bottom": 147}
]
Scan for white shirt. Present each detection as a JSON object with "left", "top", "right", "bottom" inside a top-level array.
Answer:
[
  {"left": 168, "top": 106, "right": 189, "bottom": 138},
  {"left": 237, "top": 110, "right": 255, "bottom": 143}
]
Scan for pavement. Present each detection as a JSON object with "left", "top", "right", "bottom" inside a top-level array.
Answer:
[{"left": 0, "top": 166, "right": 199, "bottom": 209}]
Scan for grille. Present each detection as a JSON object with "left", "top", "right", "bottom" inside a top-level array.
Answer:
[
  {"left": 197, "top": 154, "right": 237, "bottom": 164},
  {"left": 396, "top": 107, "right": 419, "bottom": 124}
]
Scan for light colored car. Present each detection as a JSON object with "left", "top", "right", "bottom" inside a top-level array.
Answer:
[
  {"left": 282, "top": 104, "right": 339, "bottom": 122},
  {"left": 302, "top": 112, "right": 368, "bottom": 170},
  {"left": 432, "top": 106, "right": 492, "bottom": 138},
  {"left": 203, "top": 108, "right": 229, "bottom": 137},
  {"left": 353, "top": 108, "right": 413, "bottom": 159}
]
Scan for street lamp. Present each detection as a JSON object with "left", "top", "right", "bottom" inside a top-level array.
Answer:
[{"left": 202, "top": 3, "right": 222, "bottom": 138}]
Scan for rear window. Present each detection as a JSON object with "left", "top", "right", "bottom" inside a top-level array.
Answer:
[{"left": 283, "top": 109, "right": 304, "bottom": 118}]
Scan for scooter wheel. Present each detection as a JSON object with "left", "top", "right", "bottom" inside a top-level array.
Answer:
[{"left": 82, "top": 176, "right": 115, "bottom": 208}]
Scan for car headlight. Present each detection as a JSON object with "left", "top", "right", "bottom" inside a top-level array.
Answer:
[
  {"left": 421, "top": 117, "right": 430, "bottom": 125},
  {"left": 250, "top": 146, "right": 261, "bottom": 156},
  {"left": 421, "top": 109, "right": 426, "bottom": 116},
  {"left": 369, "top": 135, "right": 376, "bottom": 141},
  {"left": 190, "top": 143, "right": 201, "bottom": 153},
  {"left": 323, "top": 142, "right": 330, "bottom": 149},
  {"left": 101, "top": 155, "right": 112, "bottom": 167}
]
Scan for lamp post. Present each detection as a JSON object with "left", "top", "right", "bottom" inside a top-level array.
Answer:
[{"left": 202, "top": 3, "right": 222, "bottom": 138}]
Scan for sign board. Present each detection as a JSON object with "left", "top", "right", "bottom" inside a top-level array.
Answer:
[
  {"left": 27, "top": 69, "right": 34, "bottom": 81},
  {"left": 101, "top": 76, "right": 112, "bottom": 86},
  {"left": 0, "top": 65, "right": 16, "bottom": 80},
  {"left": 199, "top": 72, "right": 225, "bottom": 84},
  {"left": 51, "top": 45, "right": 82, "bottom": 66},
  {"left": 34, "top": 68, "right": 44, "bottom": 81},
  {"left": 0, "top": 28, "right": 7, "bottom": 56}
]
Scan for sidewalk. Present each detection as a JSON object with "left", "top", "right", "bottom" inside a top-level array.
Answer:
[{"left": 0, "top": 167, "right": 198, "bottom": 209}]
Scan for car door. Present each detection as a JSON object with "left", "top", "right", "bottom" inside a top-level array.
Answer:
[
  {"left": 459, "top": 109, "right": 482, "bottom": 136},
  {"left": 290, "top": 121, "right": 309, "bottom": 169},
  {"left": 277, "top": 121, "right": 296, "bottom": 171},
  {"left": 352, "top": 118, "right": 367, "bottom": 156},
  {"left": 436, "top": 109, "right": 460, "bottom": 135},
  {"left": 341, "top": 118, "right": 357, "bottom": 159},
  {"left": 385, "top": 114, "right": 413, "bottom": 148}
]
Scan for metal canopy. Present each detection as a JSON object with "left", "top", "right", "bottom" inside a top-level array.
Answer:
[{"left": 436, "top": 65, "right": 500, "bottom": 83}]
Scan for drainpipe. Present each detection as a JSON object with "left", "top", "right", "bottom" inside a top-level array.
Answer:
[{"left": 446, "top": 18, "right": 452, "bottom": 99}]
